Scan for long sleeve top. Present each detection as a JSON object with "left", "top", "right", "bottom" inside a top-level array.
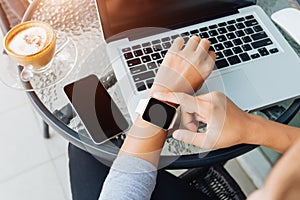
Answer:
[{"left": 99, "top": 156, "right": 157, "bottom": 200}]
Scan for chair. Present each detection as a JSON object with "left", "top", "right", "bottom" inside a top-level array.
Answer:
[
  {"left": 0, "top": 0, "right": 50, "bottom": 138},
  {"left": 180, "top": 164, "right": 247, "bottom": 200}
]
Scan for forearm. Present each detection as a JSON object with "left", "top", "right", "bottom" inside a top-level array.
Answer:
[
  {"left": 119, "top": 118, "right": 167, "bottom": 167},
  {"left": 248, "top": 138, "right": 300, "bottom": 200},
  {"left": 246, "top": 114, "right": 300, "bottom": 153}
]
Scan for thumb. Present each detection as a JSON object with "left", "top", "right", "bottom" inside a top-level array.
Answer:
[{"left": 172, "top": 129, "right": 206, "bottom": 148}]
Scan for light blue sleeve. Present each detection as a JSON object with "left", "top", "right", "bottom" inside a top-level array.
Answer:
[{"left": 99, "top": 156, "right": 157, "bottom": 200}]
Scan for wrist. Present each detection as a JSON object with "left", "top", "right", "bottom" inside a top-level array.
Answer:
[
  {"left": 243, "top": 113, "right": 266, "bottom": 145},
  {"left": 245, "top": 114, "right": 269, "bottom": 145}
]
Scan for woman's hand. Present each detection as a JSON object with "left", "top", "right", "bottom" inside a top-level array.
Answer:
[
  {"left": 149, "top": 36, "right": 216, "bottom": 96},
  {"left": 153, "top": 91, "right": 253, "bottom": 149}
]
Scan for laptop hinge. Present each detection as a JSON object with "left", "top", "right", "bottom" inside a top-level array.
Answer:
[{"left": 126, "top": 9, "right": 239, "bottom": 42}]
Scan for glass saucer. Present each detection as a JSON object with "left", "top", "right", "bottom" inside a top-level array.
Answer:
[{"left": 0, "top": 37, "right": 77, "bottom": 91}]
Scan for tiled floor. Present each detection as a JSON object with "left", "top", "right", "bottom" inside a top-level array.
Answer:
[
  {"left": 0, "top": 31, "right": 71, "bottom": 200},
  {"left": 0, "top": 30, "right": 258, "bottom": 199}
]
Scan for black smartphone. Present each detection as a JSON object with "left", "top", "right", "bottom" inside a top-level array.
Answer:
[{"left": 63, "top": 74, "right": 129, "bottom": 144}]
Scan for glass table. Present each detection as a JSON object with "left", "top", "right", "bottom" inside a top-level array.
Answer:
[{"left": 17, "top": 0, "right": 300, "bottom": 169}]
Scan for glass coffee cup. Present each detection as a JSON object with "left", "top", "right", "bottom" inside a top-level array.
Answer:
[{"left": 3, "top": 21, "right": 57, "bottom": 81}]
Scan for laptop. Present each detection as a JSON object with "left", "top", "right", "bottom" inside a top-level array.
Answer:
[{"left": 95, "top": 0, "right": 300, "bottom": 121}]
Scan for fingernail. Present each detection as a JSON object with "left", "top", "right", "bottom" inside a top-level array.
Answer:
[{"left": 173, "top": 131, "right": 181, "bottom": 140}]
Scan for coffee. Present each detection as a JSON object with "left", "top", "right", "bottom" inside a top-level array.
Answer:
[{"left": 3, "top": 21, "right": 56, "bottom": 70}]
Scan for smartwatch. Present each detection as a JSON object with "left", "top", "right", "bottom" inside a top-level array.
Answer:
[{"left": 135, "top": 97, "right": 178, "bottom": 130}]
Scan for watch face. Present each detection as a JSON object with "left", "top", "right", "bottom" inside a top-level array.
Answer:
[{"left": 142, "top": 98, "right": 177, "bottom": 129}]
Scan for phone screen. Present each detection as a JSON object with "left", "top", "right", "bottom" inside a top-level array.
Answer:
[{"left": 64, "top": 75, "right": 129, "bottom": 144}]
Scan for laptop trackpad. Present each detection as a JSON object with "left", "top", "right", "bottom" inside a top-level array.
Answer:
[{"left": 201, "top": 70, "right": 262, "bottom": 110}]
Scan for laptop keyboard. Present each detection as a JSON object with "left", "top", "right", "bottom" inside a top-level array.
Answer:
[{"left": 121, "top": 15, "right": 279, "bottom": 92}]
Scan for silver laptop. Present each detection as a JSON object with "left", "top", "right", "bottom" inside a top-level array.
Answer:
[{"left": 95, "top": 0, "right": 300, "bottom": 121}]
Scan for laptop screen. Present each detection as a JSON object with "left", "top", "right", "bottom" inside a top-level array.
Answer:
[{"left": 96, "top": 0, "right": 256, "bottom": 41}]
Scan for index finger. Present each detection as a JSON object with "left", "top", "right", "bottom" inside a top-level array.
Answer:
[{"left": 152, "top": 92, "right": 199, "bottom": 114}]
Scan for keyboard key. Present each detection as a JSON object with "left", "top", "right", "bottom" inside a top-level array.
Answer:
[
  {"left": 239, "top": 53, "right": 251, "bottom": 61},
  {"left": 209, "top": 24, "right": 218, "bottom": 29},
  {"left": 216, "top": 52, "right": 224, "bottom": 59},
  {"left": 146, "top": 79, "right": 154, "bottom": 89},
  {"left": 251, "top": 53, "right": 260, "bottom": 59},
  {"left": 209, "top": 37, "right": 218, "bottom": 45},
  {"left": 199, "top": 32, "right": 209, "bottom": 38},
  {"left": 122, "top": 47, "right": 131, "bottom": 53},
  {"left": 161, "top": 50, "right": 168, "bottom": 57},
  {"left": 132, "top": 45, "right": 142, "bottom": 50},
  {"left": 162, "top": 42, "right": 172, "bottom": 49},
  {"left": 141, "top": 55, "right": 151, "bottom": 63},
  {"left": 183, "top": 37, "right": 189, "bottom": 43},
  {"left": 244, "top": 27, "right": 254, "bottom": 34},
  {"left": 253, "top": 25, "right": 263, "bottom": 32},
  {"left": 199, "top": 27, "right": 208, "bottom": 32},
  {"left": 147, "top": 62, "right": 157, "bottom": 69},
  {"left": 232, "top": 46, "right": 243, "bottom": 54},
  {"left": 242, "top": 36, "right": 252, "bottom": 43},
  {"left": 151, "top": 53, "right": 161, "bottom": 60},
  {"left": 143, "top": 47, "right": 153, "bottom": 54},
  {"left": 218, "top": 27, "right": 227, "bottom": 34},
  {"left": 214, "top": 44, "right": 225, "bottom": 51},
  {"left": 233, "top": 38, "right": 243, "bottom": 46},
  {"left": 235, "top": 30, "right": 245, "bottom": 37},
  {"left": 162, "top": 37, "right": 171, "bottom": 42},
  {"left": 227, "top": 25, "right": 236, "bottom": 32},
  {"left": 245, "top": 19, "right": 259, "bottom": 27},
  {"left": 270, "top": 48, "right": 279, "bottom": 54},
  {"left": 227, "top": 20, "right": 236, "bottom": 24},
  {"left": 245, "top": 15, "right": 254, "bottom": 20},
  {"left": 134, "top": 49, "right": 143, "bottom": 57},
  {"left": 217, "top": 35, "right": 227, "bottom": 42},
  {"left": 171, "top": 35, "right": 180, "bottom": 40},
  {"left": 226, "top": 33, "right": 236, "bottom": 39},
  {"left": 136, "top": 82, "right": 147, "bottom": 91},
  {"left": 227, "top": 55, "right": 241, "bottom": 65},
  {"left": 127, "top": 58, "right": 141, "bottom": 67},
  {"left": 242, "top": 44, "right": 252, "bottom": 51},
  {"left": 133, "top": 71, "right": 155, "bottom": 82},
  {"left": 130, "top": 64, "right": 147, "bottom": 74},
  {"left": 153, "top": 44, "right": 163, "bottom": 52},
  {"left": 251, "top": 31, "right": 268, "bottom": 41},
  {"left": 223, "top": 49, "right": 233, "bottom": 57},
  {"left": 181, "top": 32, "right": 189, "bottom": 37},
  {"left": 224, "top": 41, "right": 234, "bottom": 48},
  {"left": 142, "top": 42, "right": 151, "bottom": 47},
  {"left": 258, "top": 47, "right": 269, "bottom": 56},
  {"left": 236, "top": 23, "right": 245, "bottom": 29},
  {"left": 251, "top": 38, "right": 273, "bottom": 49},
  {"left": 209, "top": 30, "right": 218, "bottom": 36},
  {"left": 190, "top": 29, "right": 199, "bottom": 34},
  {"left": 218, "top": 22, "right": 227, "bottom": 27},
  {"left": 152, "top": 39, "right": 161, "bottom": 45},
  {"left": 236, "top": 17, "right": 245, "bottom": 22},
  {"left": 215, "top": 58, "right": 229, "bottom": 69},
  {"left": 157, "top": 59, "right": 163, "bottom": 66},
  {"left": 124, "top": 52, "right": 133, "bottom": 60},
  {"left": 209, "top": 46, "right": 215, "bottom": 52}
]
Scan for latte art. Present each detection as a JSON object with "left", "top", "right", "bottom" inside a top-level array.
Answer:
[
  {"left": 3, "top": 21, "right": 56, "bottom": 70},
  {"left": 8, "top": 27, "right": 50, "bottom": 56}
]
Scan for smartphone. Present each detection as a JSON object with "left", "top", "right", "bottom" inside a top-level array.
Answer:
[{"left": 63, "top": 74, "right": 129, "bottom": 144}]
